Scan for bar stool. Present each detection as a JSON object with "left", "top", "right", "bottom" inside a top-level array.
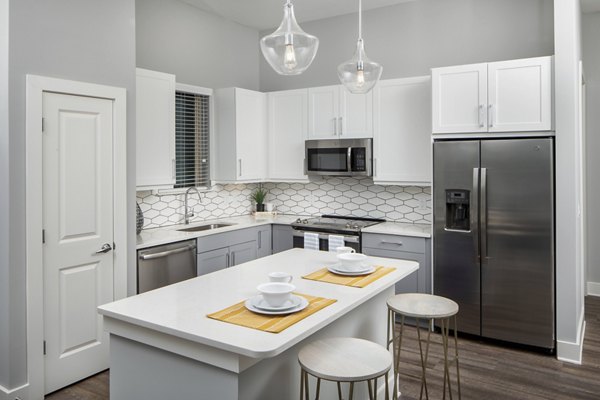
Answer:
[
  {"left": 298, "top": 337, "right": 392, "bottom": 400},
  {"left": 386, "top": 293, "right": 461, "bottom": 400}
]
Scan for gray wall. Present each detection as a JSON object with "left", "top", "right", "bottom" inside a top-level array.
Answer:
[
  {"left": 583, "top": 12, "right": 600, "bottom": 289},
  {"left": 3, "top": 0, "right": 136, "bottom": 391},
  {"left": 259, "top": 0, "right": 554, "bottom": 91},
  {"left": 136, "top": 0, "right": 260, "bottom": 90},
  {"left": 0, "top": 0, "right": 9, "bottom": 391}
]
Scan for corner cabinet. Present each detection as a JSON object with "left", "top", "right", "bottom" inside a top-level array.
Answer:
[
  {"left": 267, "top": 89, "right": 309, "bottom": 182},
  {"left": 136, "top": 68, "right": 176, "bottom": 190},
  {"left": 362, "top": 233, "right": 431, "bottom": 295},
  {"left": 213, "top": 88, "right": 267, "bottom": 183},
  {"left": 373, "top": 76, "right": 432, "bottom": 186},
  {"left": 432, "top": 56, "right": 553, "bottom": 134},
  {"left": 308, "top": 85, "right": 373, "bottom": 139}
]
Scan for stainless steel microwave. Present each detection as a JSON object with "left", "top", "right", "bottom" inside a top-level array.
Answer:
[{"left": 305, "top": 138, "right": 372, "bottom": 177}]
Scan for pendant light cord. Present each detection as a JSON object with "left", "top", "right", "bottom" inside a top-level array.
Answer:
[{"left": 358, "top": 0, "right": 362, "bottom": 40}]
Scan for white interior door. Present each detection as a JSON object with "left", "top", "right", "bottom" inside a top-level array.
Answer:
[{"left": 42, "top": 92, "right": 114, "bottom": 394}]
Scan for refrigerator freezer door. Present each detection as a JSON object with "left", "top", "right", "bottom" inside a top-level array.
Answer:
[
  {"left": 480, "top": 138, "right": 554, "bottom": 349},
  {"left": 433, "top": 140, "right": 481, "bottom": 335}
]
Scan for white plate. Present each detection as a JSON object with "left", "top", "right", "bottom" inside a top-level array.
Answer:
[
  {"left": 250, "top": 294, "right": 303, "bottom": 311},
  {"left": 328, "top": 265, "right": 376, "bottom": 276},
  {"left": 245, "top": 296, "right": 309, "bottom": 315}
]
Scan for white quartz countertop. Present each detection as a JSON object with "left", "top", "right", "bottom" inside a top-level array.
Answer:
[
  {"left": 98, "top": 248, "right": 418, "bottom": 359},
  {"left": 137, "top": 215, "right": 432, "bottom": 249},
  {"left": 136, "top": 214, "right": 305, "bottom": 249},
  {"left": 361, "top": 221, "right": 431, "bottom": 238}
]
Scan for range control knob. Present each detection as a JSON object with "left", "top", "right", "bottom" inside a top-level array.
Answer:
[
  {"left": 353, "top": 224, "right": 360, "bottom": 229},
  {"left": 303, "top": 219, "right": 309, "bottom": 224},
  {"left": 345, "top": 223, "right": 352, "bottom": 228},
  {"left": 295, "top": 218, "right": 303, "bottom": 223}
]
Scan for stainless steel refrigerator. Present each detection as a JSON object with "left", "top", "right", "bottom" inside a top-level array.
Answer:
[{"left": 433, "top": 138, "right": 554, "bottom": 350}]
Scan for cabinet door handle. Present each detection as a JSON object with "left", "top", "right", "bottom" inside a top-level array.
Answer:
[
  {"left": 381, "top": 241, "right": 403, "bottom": 246},
  {"left": 231, "top": 252, "right": 236, "bottom": 266},
  {"left": 333, "top": 117, "right": 337, "bottom": 136},
  {"left": 339, "top": 117, "right": 343, "bottom": 135},
  {"left": 226, "top": 253, "right": 230, "bottom": 268},
  {"left": 258, "top": 231, "right": 262, "bottom": 249},
  {"left": 488, "top": 104, "right": 494, "bottom": 128},
  {"left": 238, "top": 159, "right": 242, "bottom": 177},
  {"left": 479, "top": 105, "right": 484, "bottom": 128}
]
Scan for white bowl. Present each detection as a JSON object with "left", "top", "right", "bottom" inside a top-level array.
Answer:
[
  {"left": 257, "top": 282, "right": 295, "bottom": 307},
  {"left": 336, "top": 253, "right": 368, "bottom": 271}
]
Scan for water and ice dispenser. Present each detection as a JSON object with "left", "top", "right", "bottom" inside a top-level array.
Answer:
[{"left": 445, "top": 190, "right": 470, "bottom": 231}]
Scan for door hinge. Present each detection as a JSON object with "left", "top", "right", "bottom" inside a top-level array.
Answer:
[
  {"left": 42, "top": 229, "right": 45, "bottom": 244},
  {"left": 43, "top": 340, "right": 46, "bottom": 355},
  {"left": 42, "top": 118, "right": 45, "bottom": 132}
]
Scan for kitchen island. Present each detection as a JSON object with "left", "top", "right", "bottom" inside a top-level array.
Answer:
[{"left": 98, "top": 248, "right": 418, "bottom": 400}]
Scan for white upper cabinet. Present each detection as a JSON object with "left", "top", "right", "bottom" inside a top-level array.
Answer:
[
  {"left": 136, "top": 68, "right": 176, "bottom": 189},
  {"left": 267, "top": 89, "right": 309, "bottom": 182},
  {"left": 308, "top": 85, "right": 373, "bottom": 139},
  {"left": 432, "top": 63, "right": 488, "bottom": 134},
  {"left": 213, "top": 88, "right": 267, "bottom": 182},
  {"left": 373, "top": 76, "right": 432, "bottom": 185},
  {"left": 488, "top": 57, "right": 553, "bottom": 132},
  {"left": 432, "top": 56, "right": 553, "bottom": 134}
]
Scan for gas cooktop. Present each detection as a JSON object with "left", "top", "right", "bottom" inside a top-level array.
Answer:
[{"left": 291, "top": 215, "right": 385, "bottom": 234}]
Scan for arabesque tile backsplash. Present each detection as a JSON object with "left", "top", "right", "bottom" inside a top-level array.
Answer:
[{"left": 137, "top": 177, "right": 432, "bottom": 230}]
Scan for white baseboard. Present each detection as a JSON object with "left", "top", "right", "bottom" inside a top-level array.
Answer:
[
  {"left": 0, "top": 382, "right": 29, "bottom": 400},
  {"left": 587, "top": 281, "right": 600, "bottom": 296},
  {"left": 557, "top": 312, "right": 586, "bottom": 365}
]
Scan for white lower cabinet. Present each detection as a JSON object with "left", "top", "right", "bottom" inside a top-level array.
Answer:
[
  {"left": 373, "top": 76, "right": 432, "bottom": 185},
  {"left": 362, "top": 233, "right": 431, "bottom": 295}
]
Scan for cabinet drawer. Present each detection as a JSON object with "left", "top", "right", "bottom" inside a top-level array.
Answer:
[{"left": 362, "top": 233, "right": 425, "bottom": 254}]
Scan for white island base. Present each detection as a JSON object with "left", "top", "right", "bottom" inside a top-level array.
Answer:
[{"left": 100, "top": 249, "right": 417, "bottom": 400}]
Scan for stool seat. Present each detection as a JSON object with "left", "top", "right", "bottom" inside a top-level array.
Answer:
[
  {"left": 298, "top": 337, "right": 392, "bottom": 382},
  {"left": 387, "top": 293, "right": 458, "bottom": 319}
]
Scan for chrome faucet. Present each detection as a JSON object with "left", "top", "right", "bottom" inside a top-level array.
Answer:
[{"left": 184, "top": 187, "right": 202, "bottom": 224}]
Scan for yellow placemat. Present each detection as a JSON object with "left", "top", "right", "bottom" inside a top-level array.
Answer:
[
  {"left": 302, "top": 266, "right": 395, "bottom": 288},
  {"left": 206, "top": 293, "right": 337, "bottom": 334}
]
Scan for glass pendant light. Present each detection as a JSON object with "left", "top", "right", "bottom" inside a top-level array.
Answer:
[
  {"left": 260, "top": 0, "right": 319, "bottom": 76},
  {"left": 337, "top": 0, "right": 383, "bottom": 93}
]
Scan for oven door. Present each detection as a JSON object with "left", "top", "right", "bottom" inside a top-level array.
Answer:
[{"left": 292, "top": 230, "right": 360, "bottom": 252}]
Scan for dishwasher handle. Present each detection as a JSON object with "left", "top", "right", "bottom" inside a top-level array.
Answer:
[{"left": 139, "top": 244, "right": 196, "bottom": 260}]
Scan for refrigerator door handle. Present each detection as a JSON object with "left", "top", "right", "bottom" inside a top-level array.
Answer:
[
  {"left": 481, "top": 167, "right": 488, "bottom": 260},
  {"left": 473, "top": 167, "right": 480, "bottom": 262}
]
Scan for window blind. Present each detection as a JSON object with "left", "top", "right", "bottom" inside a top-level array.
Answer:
[{"left": 175, "top": 91, "right": 210, "bottom": 188}]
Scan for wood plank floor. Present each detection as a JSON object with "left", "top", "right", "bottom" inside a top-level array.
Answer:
[{"left": 46, "top": 296, "right": 600, "bottom": 400}]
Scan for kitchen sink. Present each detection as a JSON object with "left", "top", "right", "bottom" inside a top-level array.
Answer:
[{"left": 177, "top": 223, "right": 235, "bottom": 232}]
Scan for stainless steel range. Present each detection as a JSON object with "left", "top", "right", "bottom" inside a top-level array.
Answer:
[{"left": 291, "top": 215, "right": 385, "bottom": 252}]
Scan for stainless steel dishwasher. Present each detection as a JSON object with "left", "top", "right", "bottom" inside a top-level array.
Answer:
[{"left": 137, "top": 239, "right": 197, "bottom": 294}]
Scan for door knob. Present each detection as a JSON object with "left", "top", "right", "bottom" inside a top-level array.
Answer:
[{"left": 95, "top": 243, "right": 113, "bottom": 254}]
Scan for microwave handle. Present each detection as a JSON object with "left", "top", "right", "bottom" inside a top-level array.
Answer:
[{"left": 347, "top": 147, "right": 352, "bottom": 172}]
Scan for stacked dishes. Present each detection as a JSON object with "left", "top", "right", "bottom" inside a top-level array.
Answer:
[
  {"left": 328, "top": 252, "right": 375, "bottom": 276},
  {"left": 245, "top": 272, "right": 308, "bottom": 315}
]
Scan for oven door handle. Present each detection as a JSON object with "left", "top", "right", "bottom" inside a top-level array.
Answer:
[{"left": 292, "top": 231, "right": 360, "bottom": 244}]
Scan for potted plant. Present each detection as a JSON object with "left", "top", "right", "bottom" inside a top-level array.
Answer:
[{"left": 251, "top": 187, "right": 268, "bottom": 212}]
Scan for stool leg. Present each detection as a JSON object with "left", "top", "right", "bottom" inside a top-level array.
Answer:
[
  {"left": 315, "top": 377, "right": 321, "bottom": 400},
  {"left": 300, "top": 369, "right": 304, "bottom": 400},
  {"left": 348, "top": 382, "right": 355, "bottom": 400},
  {"left": 416, "top": 317, "right": 430, "bottom": 400},
  {"left": 441, "top": 318, "right": 451, "bottom": 400},
  {"left": 385, "top": 372, "right": 390, "bottom": 400},
  {"left": 454, "top": 315, "right": 462, "bottom": 400},
  {"left": 304, "top": 370, "right": 310, "bottom": 400},
  {"left": 368, "top": 379, "right": 374, "bottom": 400},
  {"left": 393, "top": 313, "right": 404, "bottom": 400},
  {"left": 337, "top": 381, "right": 343, "bottom": 400}
]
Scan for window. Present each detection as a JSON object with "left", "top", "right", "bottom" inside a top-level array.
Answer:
[{"left": 174, "top": 88, "right": 210, "bottom": 188}]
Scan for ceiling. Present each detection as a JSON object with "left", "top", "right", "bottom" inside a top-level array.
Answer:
[
  {"left": 179, "top": 0, "right": 418, "bottom": 30},
  {"left": 581, "top": 0, "right": 600, "bottom": 14}
]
